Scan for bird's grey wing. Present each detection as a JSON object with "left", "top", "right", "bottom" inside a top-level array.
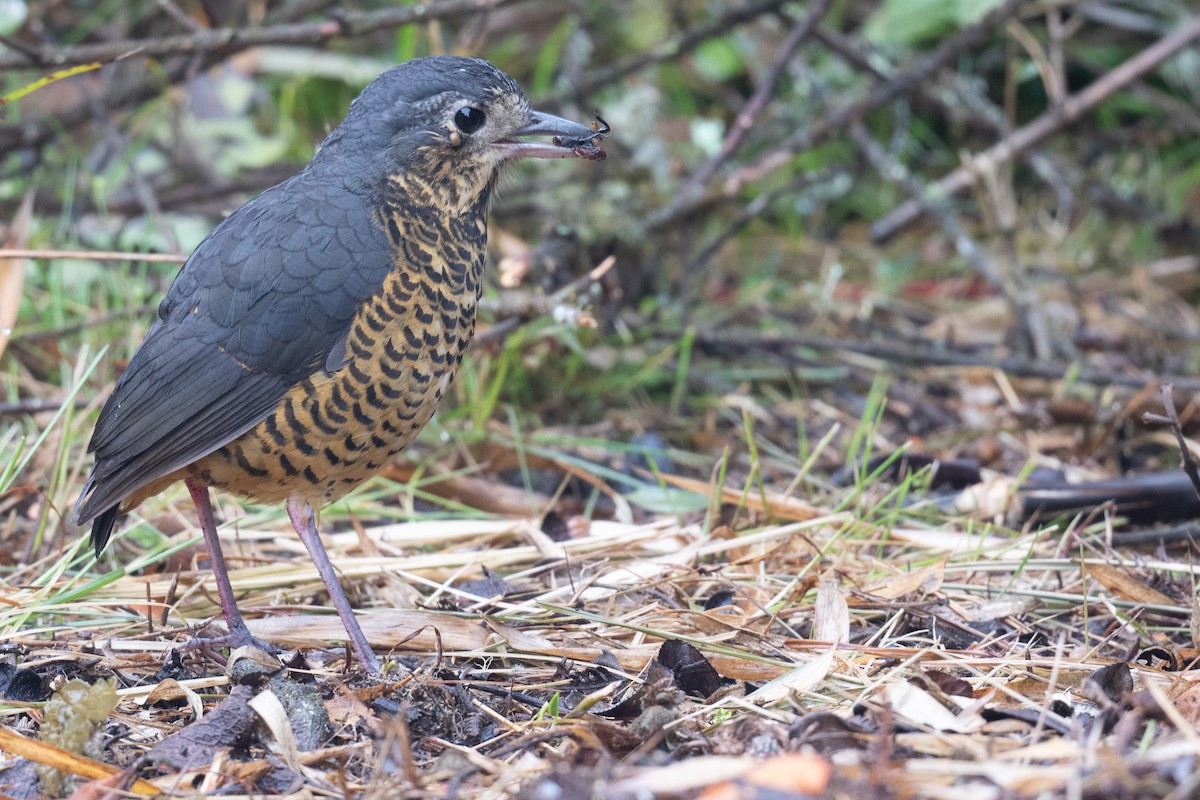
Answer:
[{"left": 73, "top": 174, "right": 394, "bottom": 524}]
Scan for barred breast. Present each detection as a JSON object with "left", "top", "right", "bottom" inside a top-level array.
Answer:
[{"left": 188, "top": 165, "right": 489, "bottom": 506}]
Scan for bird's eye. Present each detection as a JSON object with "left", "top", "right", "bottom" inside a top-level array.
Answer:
[{"left": 454, "top": 106, "right": 486, "bottom": 134}]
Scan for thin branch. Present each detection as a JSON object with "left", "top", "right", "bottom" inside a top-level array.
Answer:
[
  {"left": 1143, "top": 383, "right": 1200, "bottom": 502},
  {"left": 847, "top": 123, "right": 1004, "bottom": 289},
  {"left": 673, "top": 0, "right": 831, "bottom": 203},
  {"left": 17, "top": 305, "right": 158, "bottom": 344},
  {"left": 0, "top": 397, "right": 89, "bottom": 417},
  {"left": 0, "top": 249, "right": 185, "bottom": 263},
  {"left": 681, "top": 167, "right": 841, "bottom": 285},
  {"left": 683, "top": 328, "right": 1200, "bottom": 392},
  {"left": 0, "top": 0, "right": 520, "bottom": 71},
  {"left": 0, "top": 167, "right": 300, "bottom": 220},
  {"left": 870, "top": 12, "right": 1200, "bottom": 243},
  {"left": 1, "top": 60, "right": 189, "bottom": 153},
  {"left": 0, "top": 0, "right": 519, "bottom": 156},
  {"left": 552, "top": 0, "right": 792, "bottom": 102},
  {"left": 647, "top": 0, "right": 1029, "bottom": 231},
  {"left": 472, "top": 256, "right": 616, "bottom": 348}
]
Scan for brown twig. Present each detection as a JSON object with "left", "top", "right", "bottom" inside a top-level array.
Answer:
[
  {"left": 472, "top": 256, "right": 616, "bottom": 348},
  {"left": 681, "top": 328, "right": 1200, "bottom": 392},
  {"left": 648, "top": 0, "right": 1029, "bottom": 231},
  {"left": 848, "top": 122, "right": 1004, "bottom": 290},
  {"left": 0, "top": 248, "right": 185, "bottom": 263},
  {"left": 0, "top": 398, "right": 89, "bottom": 417},
  {"left": 0, "top": 167, "right": 300, "bottom": 220},
  {"left": 0, "top": 0, "right": 519, "bottom": 71},
  {"left": 0, "top": 0, "right": 518, "bottom": 156},
  {"left": 17, "top": 304, "right": 158, "bottom": 344},
  {"left": 672, "top": 0, "right": 831, "bottom": 205},
  {"left": 870, "top": 12, "right": 1200, "bottom": 243},
  {"left": 2, "top": 62, "right": 180, "bottom": 153},
  {"left": 1143, "top": 383, "right": 1200, "bottom": 502},
  {"left": 680, "top": 166, "right": 840, "bottom": 288},
  {"left": 551, "top": 0, "right": 792, "bottom": 102}
]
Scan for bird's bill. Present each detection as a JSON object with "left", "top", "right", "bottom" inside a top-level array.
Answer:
[{"left": 494, "top": 110, "right": 607, "bottom": 160}]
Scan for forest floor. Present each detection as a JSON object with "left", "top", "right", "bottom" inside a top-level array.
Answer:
[{"left": 4, "top": 233, "right": 1200, "bottom": 799}]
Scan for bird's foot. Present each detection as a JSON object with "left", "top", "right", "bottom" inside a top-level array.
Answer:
[
  {"left": 177, "top": 623, "right": 276, "bottom": 661},
  {"left": 352, "top": 645, "right": 382, "bottom": 675}
]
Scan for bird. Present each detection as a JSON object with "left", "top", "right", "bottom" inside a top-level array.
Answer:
[{"left": 71, "top": 56, "right": 606, "bottom": 674}]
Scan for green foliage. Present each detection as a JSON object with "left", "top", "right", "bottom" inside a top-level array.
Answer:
[
  {"left": 874, "top": 254, "right": 918, "bottom": 297},
  {"left": 0, "top": 350, "right": 101, "bottom": 555},
  {"left": 693, "top": 38, "right": 745, "bottom": 83},
  {"left": 393, "top": 24, "right": 418, "bottom": 64},
  {"left": 532, "top": 692, "right": 561, "bottom": 721},
  {"left": 531, "top": 17, "right": 576, "bottom": 96},
  {"left": 278, "top": 76, "right": 358, "bottom": 161},
  {"left": 1159, "top": 138, "right": 1200, "bottom": 217},
  {"left": 865, "top": 0, "right": 1006, "bottom": 48}
]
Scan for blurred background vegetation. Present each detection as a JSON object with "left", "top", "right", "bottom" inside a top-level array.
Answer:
[{"left": 2, "top": 0, "right": 1200, "bottom": 544}]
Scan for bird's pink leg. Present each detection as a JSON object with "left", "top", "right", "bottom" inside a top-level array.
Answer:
[
  {"left": 286, "top": 496, "right": 382, "bottom": 674},
  {"left": 181, "top": 477, "right": 274, "bottom": 655}
]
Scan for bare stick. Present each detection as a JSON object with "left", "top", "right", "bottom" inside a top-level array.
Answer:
[
  {"left": 683, "top": 328, "right": 1200, "bottom": 392},
  {"left": 555, "top": 0, "right": 792, "bottom": 102},
  {"left": 472, "top": 256, "right": 616, "bottom": 347},
  {"left": 0, "top": 0, "right": 519, "bottom": 71},
  {"left": 1143, "top": 383, "right": 1200, "bottom": 502},
  {"left": 0, "top": 398, "right": 89, "bottom": 417},
  {"left": 849, "top": 123, "right": 1004, "bottom": 289},
  {"left": 871, "top": 12, "right": 1200, "bottom": 243},
  {"left": 673, "top": 0, "right": 831, "bottom": 204},
  {"left": 649, "top": 0, "right": 1028, "bottom": 231},
  {"left": 0, "top": 248, "right": 185, "bottom": 263}
]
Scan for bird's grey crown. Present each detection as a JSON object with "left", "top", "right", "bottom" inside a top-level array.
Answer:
[{"left": 311, "top": 56, "right": 526, "bottom": 171}]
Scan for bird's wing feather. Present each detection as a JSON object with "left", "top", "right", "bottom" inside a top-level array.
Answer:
[{"left": 74, "top": 172, "right": 395, "bottom": 523}]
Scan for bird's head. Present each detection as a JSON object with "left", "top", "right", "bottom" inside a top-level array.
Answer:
[{"left": 316, "top": 56, "right": 605, "bottom": 214}]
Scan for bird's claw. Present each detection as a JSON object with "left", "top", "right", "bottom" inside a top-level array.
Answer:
[{"left": 177, "top": 625, "right": 277, "bottom": 661}]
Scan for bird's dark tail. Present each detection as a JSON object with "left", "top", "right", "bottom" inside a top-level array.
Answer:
[{"left": 90, "top": 505, "right": 120, "bottom": 557}]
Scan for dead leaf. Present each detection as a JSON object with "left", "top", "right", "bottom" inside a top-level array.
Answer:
[
  {"left": 881, "top": 681, "right": 983, "bottom": 733},
  {"left": 1191, "top": 591, "right": 1200, "bottom": 652},
  {"left": 1170, "top": 681, "right": 1200, "bottom": 725},
  {"left": 746, "top": 647, "right": 835, "bottom": 704},
  {"left": 812, "top": 577, "right": 849, "bottom": 643},
  {"left": 494, "top": 228, "right": 531, "bottom": 287},
  {"left": 1086, "top": 562, "right": 1177, "bottom": 608},
  {"left": 609, "top": 756, "right": 755, "bottom": 796},
  {"left": 143, "top": 677, "right": 203, "bottom": 720},
  {"left": 248, "top": 690, "right": 302, "bottom": 773},
  {"left": 64, "top": 770, "right": 130, "bottom": 800},
  {"left": 861, "top": 560, "right": 946, "bottom": 600},
  {"left": 247, "top": 609, "right": 491, "bottom": 651}
]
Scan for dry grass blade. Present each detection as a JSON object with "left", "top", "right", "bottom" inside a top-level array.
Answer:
[
  {"left": 0, "top": 195, "right": 33, "bottom": 362},
  {"left": 0, "top": 725, "right": 158, "bottom": 795},
  {"left": 653, "top": 471, "right": 827, "bottom": 521}
]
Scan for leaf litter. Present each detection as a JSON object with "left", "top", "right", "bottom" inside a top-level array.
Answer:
[
  {"left": 6, "top": 226, "right": 1200, "bottom": 798},
  {"left": 0, "top": 453, "right": 1197, "bottom": 799}
]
